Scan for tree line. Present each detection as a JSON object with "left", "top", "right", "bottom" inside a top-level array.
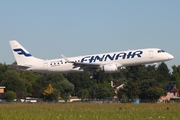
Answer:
[{"left": 0, "top": 62, "right": 180, "bottom": 102}]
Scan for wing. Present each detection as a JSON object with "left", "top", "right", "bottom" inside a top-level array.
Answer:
[
  {"left": 73, "top": 62, "right": 101, "bottom": 71},
  {"left": 9, "top": 64, "right": 30, "bottom": 70},
  {"left": 61, "top": 54, "right": 101, "bottom": 71}
]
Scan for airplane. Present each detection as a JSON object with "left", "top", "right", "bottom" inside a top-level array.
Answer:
[{"left": 9, "top": 40, "right": 174, "bottom": 76}]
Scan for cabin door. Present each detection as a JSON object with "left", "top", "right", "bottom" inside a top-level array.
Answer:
[
  {"left": 149, "top": 51, "right": 153, "bottom": 59},
  {"left": 44, "top": 62, "right": 48, "bottom": 71}
]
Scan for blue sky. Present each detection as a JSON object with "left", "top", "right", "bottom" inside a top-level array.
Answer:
[{"left": 0, "top": 0, "right": 179, "bottom": 70}]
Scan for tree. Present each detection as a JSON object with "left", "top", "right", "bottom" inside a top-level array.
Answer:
[
  {"left": 0, "top": 61, "right": 177, "bottom": 102},
  {"left": 95, "top": 72, "right": 115, "bottom": 84},
  {"left": 0, "top": 63, "right": 8, "bottom": 83},
  {"left": 50, "top": 88, "right": 60, "bottom": 102},
  {"left": 171, "top": 65, "right": 180, "bottom": 87},
  {"left": 43, "top": 84, "right": 53, "bottom": 96},
  {"left": 117, "top": 89, "right": 128, "bottom": 103},
  {"left": 59, "top": 80, "right": 74, "bottom": 102},
  {"left": 19, "top": 71, "right": 39, "bottom": 96},
  {"left": 1, "top": 70, "right": 25, "bottom": 92},
  {"left": 156, "top": 62, "right": 170, "bottom": 82},
  {"left": 139, "top": 79, "right": 160, "bottom": 99},
  {"left": 125, "top": 66, "right": 140, "bottom": 81},
  {"left": 66, "top": 72, "right": 94, "bottom": 96},
  {"left": 77, "top": 89, "right": 89, "bottom": 101},
  {"left": 92, "top": 82, "right": 114, "bottom": 99},
  {"left": 43, "top": 84, "right": 61, "bottom": 102},
  {"left": 5, "top": 91, "right": 16, "bottom": 102},
  {"left": 144, "top": 87, "right": 164, "bottom": 101},
  {"left": 126, "top": 80, "right": 140, "bottom": 99}
]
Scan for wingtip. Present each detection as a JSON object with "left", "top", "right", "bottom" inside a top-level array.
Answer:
[{"left": 61, "top": 54, "right": 74, "bottom": 63}]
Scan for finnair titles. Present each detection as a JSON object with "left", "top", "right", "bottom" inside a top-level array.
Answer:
[{"left": 80, "top": 51, "right": 143, "bottom": 63}]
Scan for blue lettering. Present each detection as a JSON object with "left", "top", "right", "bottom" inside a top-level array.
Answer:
[
  {"left": 89, "top": 56, "right": 94, "bottom": 63},
  {"left": 81, "top": 50, "right": 143, "bottom": 63},
  {"left": 94, "top": 55, "right": 105, "bottom": 62},
  {"left": 127, "top": 52, "right": 133, "bottom": 59},
  {"left": 115, "top": 53, "right": 126, "bottom": 60},
  {"left": 105, "top": 54, "right": 116, "bottom": 61},
  {"left": 132, "top": 51, "right": 143, "bottom": 58},
  {"left": 90, "top": 55, "right": 105, "bottom": 63},
  {"left": 81, "top": 56, "right": 91, "bottom": 63}
]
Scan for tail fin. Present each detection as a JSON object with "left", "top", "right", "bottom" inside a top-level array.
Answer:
[{"left": 9, "top": 40, "right": 44, "bottom": 65}]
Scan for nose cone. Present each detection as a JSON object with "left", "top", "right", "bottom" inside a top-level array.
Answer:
[{"left": 168, "top": 54, "right": 174, "bottom": 60}]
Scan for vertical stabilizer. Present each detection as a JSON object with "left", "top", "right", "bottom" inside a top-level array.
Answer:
[{"left": 9, "top": 40, "right": 44, "bottom": 65}]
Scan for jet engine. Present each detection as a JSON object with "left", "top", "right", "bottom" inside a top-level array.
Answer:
[{"left": 102, "top": 64, "right": 120, "bottom": 73}]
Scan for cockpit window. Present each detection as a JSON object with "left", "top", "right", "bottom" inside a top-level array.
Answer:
[{"left": 157, "top": 50, "right": 165, "bottom": 53}]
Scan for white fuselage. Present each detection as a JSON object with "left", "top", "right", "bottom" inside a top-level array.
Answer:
[{"left": 26, "top": 48, "right": 174, "bottom": 73}]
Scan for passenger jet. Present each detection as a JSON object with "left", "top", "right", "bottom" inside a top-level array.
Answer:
[{"left": 9, "top": 40, "right": 174, "bottom": 75}]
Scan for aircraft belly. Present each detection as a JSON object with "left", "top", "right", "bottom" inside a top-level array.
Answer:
[{"left": 47, "top": 64, "right": 73, "bottom": 73}]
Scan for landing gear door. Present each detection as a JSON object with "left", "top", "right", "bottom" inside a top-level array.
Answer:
[{"left": 149, "top": 51, "right": 153, "bottom": 59}]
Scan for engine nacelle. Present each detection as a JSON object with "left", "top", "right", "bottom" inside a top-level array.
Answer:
[{"left": 102, "top": 64, "right": 120, "bottom": 73}]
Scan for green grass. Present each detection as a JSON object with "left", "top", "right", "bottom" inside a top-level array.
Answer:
[{"left": 0, "top": 103, "right": 180, "bottom": 120}]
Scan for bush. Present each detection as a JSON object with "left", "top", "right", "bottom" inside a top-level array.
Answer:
[
  {"left": 5, "top": 91, "right": 17, "bottom": 102},
  {"left": 144, "top": 87, "right": 164, "bottom": 100}
]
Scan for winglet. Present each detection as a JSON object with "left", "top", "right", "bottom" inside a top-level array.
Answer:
[{"left": 61, "top": 54, "right": 74, "bottom": 63}]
